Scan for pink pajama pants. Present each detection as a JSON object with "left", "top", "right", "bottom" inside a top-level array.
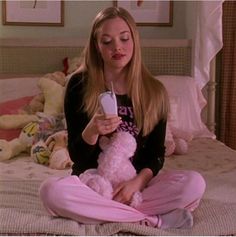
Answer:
[{"left": 39, "top": 170, "right": 206, "bottom": 227}]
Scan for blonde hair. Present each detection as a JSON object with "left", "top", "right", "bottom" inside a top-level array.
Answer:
[{"left": 77, "top": 7, "right": 169, "bottom": 136}]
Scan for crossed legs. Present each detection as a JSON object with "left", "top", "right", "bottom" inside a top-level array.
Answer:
[{"left": 39, "top": 170, "right": 206, "bottom": 228}]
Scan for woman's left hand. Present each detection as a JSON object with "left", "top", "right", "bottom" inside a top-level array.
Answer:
[
  {"left": 112, "top": 178, "right": 141, "bottom": 205},
  {"left": 112, "top": 168, "right": 153, "bottom": 205}
]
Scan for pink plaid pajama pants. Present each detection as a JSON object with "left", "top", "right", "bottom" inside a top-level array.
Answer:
[{"left": 39, "top": 169, "right": 206, "bottom": 227}]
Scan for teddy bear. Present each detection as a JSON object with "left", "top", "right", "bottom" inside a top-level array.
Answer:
[{"left": 79, "top": 131, "right": 143, "bottom": 208}]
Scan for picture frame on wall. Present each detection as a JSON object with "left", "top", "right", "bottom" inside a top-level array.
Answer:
[
  {"left": 114, "top": 0, "right": 173, "bottom": 26},
  {"left": 2, "top": 0, "right": 64, "bottom": 26}
]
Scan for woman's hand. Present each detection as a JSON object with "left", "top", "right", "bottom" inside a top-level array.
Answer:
[
  {"left": 113, "top": 178, "right": 141, "bottom": 205},
  {"left": 113, "top": 168, "right": 153, "bottom": 205},
  {"left": 82, "top": 112, "right": 122, "bottom": 145},
  {"left": 93, "top": 113, "right": 122, "bottom": 135}
]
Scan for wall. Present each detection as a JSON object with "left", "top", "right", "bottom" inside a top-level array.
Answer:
[{"left": 0, "top": 1, "right": 193, "bottom": 40}]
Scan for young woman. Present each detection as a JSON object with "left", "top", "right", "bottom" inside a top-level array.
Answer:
[{"left": 39, "top": 6, "right": 206, "bottom": 229}]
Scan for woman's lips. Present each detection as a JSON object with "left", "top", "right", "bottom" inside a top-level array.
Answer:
[{"left": 112, "top": 53, "right": 125, "bottom": 60}]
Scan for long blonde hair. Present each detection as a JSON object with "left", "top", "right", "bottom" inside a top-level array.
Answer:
[{"left": 76, "top": 7, "right": 169, "bottom": 136}]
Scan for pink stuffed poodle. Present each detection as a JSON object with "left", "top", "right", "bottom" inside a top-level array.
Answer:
[{"left": 79, "top": 131, "right": 142, "bottom": 208}]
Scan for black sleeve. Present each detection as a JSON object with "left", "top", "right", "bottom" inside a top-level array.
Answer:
[
  {"left": 64, "top": 73, "right": 100, "bottom": 174},
  {"left": 133, "top": 119, "right": 166, "bottom": 177}
]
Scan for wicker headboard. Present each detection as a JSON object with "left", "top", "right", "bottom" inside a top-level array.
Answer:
[
  {"left": 0, "top": 38, "right": 192, "bottom": 76},
  {"left": 0, "top": 38, "right": 217, "bottom": 132}
]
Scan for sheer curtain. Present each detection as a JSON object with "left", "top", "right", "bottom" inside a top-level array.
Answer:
[
  {"left": 218, "top": 1, "right": 236, "bottom": 149},
  {"left": 194, "top": 1, "right": 223, "bottom": 90},
  {"left": 192, "top": 1, "right": 224, "bottom": 134}
]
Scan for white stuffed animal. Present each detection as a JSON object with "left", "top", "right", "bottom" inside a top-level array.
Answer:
[
  {"left": 79, "top": 131, "right": 143, "bottom": 208},
  {"left": 0, "top": 71, "right": 66, "bottom": 162},
  {"left": 0, "top": 121, "right": 39, "bottom": 161},
  {"left": 0, "top": 71, "right": 66, "bottom": 131}
]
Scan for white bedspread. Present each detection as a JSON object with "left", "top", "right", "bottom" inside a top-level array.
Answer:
[{"left": 0, "top": 138, "right": 236, "bottom": 236}]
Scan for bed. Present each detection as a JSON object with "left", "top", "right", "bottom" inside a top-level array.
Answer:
[{"left": 0, "top": 38, "right": 236, "bottom": 236}]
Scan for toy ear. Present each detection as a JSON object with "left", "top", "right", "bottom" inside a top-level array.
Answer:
[{"left": 99, "top": 136, "right": 110, "bottom": 150}]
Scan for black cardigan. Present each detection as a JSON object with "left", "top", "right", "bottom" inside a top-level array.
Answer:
[{"left": 64, "top": 73, "right": 166, "bottom": 177}]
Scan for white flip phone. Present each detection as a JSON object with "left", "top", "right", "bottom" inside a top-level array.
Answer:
[{"left": 99, "top": 82, "right": 118, "bottom": 116}]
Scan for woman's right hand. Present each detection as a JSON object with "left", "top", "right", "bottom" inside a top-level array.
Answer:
[{"left": 82, "top": 112, "right": 122, "bottom": 145}]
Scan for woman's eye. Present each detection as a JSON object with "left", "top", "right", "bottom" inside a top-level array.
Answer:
[
  {"left": 121, "top": 38, "right": 129, "bottom": 42},
  {"left": 102, "top": 40, "right": 111, "bottom": 45}
]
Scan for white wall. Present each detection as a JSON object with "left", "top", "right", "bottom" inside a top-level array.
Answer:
[{"left": 0, "top": 1, "right": 196, "bottom": 40}]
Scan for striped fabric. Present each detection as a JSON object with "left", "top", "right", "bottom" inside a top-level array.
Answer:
[{"left": 219, "top": 1, "right": 236, "bottom": 150}]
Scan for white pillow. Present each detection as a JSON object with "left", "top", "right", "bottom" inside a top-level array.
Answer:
[
  {"left": 0, "top": 77, "right": 40, "bottom": 103},
  {"left": 156, "top": 75, "right": 215, "bottom": 139}
]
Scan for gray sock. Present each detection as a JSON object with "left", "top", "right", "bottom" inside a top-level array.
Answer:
[{"left": 159, "top": 208, "right": 193, "bottom": 229}]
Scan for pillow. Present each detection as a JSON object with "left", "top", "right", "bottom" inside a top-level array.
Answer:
[
  {"left": 0, "top": 77, "right": 40, "bottom": 103},
  {"left": 156, "top": 75, "right": 215, "bottom": 139},
  {"left": 0, "top": 96, "right": 34, "bottom": 141},
  {"left": 0, "top": 96, "right": 34, "bottom": 115}
]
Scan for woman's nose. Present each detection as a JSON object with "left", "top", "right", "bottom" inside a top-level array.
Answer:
[{"left": 113, "top": 39, "right": 121, "bottom": 51}]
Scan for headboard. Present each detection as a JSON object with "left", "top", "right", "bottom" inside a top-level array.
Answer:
[
  {"left": 0, "top": 38, "right": 215, "bottom": 133},
  {"left": 0, "top": 38, "right": 192, "bottom": 76}
]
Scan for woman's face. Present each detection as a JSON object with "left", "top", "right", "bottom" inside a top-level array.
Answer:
[{"left": 96, "top": 17, "right": 134, "bottom": 71}]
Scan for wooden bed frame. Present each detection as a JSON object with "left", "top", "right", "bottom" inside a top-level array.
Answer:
[{"left": 0, "top": 38, "right": 216, "bottom": 133}]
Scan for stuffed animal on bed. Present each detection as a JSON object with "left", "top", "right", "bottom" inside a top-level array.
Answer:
[
  {"left": 20, "top": 71, "right": 66, "bottom": 116},
  {"left": 0, "top": 112, "right": 73, "bottom": 169},
  {"left": 164, "top": 98, "right": 191, "bottom": 156},
  {"left": 0, "top": 121, "right": 39, "bottom": 161},
  {"left": 165, "top": 122, "right": 190, "bottom": 156},
  {"left": 31, "top": 129, "right": 73, "bottom": 169},
  {"left": 79, "top": 131, "right": 143, "bottom": 208},
  {"left": 0, "top": 71, "right": 66, "bottom": 130},
  {"left": 0, "top": 71, "right": 72, "bottom": 169},
  {"left": 0, "top": 113, "right": 59, "bottom": 161}
]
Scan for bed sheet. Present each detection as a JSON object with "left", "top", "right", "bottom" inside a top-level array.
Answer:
[{"left": 0, "top": 138, "right": 236, "bottom": 236}]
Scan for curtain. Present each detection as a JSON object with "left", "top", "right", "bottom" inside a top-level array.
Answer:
[
  {"left": 194, "top": 1, "right": 224, "bottom": 89},
  {"left": 218, "top": 1, "right": 236, "bottom": 150}
]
